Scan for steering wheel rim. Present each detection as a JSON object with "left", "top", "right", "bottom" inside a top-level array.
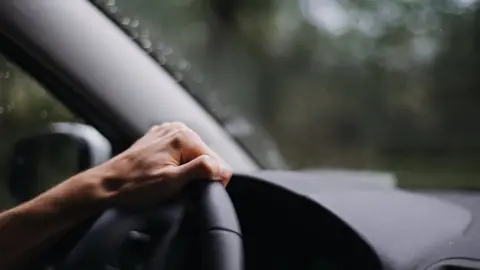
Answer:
[{"left": 59, "top": 181, "right": 244, "bottom": 270}]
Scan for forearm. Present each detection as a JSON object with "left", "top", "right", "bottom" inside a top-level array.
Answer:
[{"left": 0, "top": 169, "right": 110, "bottom": 270}]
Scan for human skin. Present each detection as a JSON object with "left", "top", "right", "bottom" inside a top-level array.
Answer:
[{"left": 0, "top": 122, "right": 232, "bottom": 270}]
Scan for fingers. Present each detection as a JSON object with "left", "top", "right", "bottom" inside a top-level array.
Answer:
[
  {"left": 150, "top": 122, "right": 230, "bottom": 170},
  {"left": 146, "top": 122, "right": 232, "bottom": 185},
  {"left": 168, "top": 155, "right": 232, "bottom": 186},
  {"left": 105, "top": 122, "right": 234, "bottom": 206}
]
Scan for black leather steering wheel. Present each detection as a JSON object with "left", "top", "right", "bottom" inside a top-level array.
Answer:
[{"left": 59, "top": 181, "right": 244, "bottom": 270}]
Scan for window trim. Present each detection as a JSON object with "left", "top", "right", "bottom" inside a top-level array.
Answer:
[
  {"left": 88, "top": 0, "right": 287, "bottom": 169},
  {"left": 0, "top": 0, "right": 259, "bottom": 170},
  {"left": 0, "top": 31, "right": 132, "bottom": 155}
]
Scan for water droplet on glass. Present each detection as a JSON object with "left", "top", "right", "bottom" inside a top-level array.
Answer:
[
  {"left": 106, "top": 0, "right": 115, "bottom": 6},
  {"left": 224, "top": 116, "right": 254, "bottom": 137},
  {"left": 162, "top": 46, "right": 173, "bottom": 56},
  {"left": 140, "top": 38, "right": 152, "bottom": 50},
  {"left": 153, "top": 51, "right": 167, "bottom": 65},
  {"left": 4, "top": 71, "right": 10, "bottom": 79},
  {"left": 40, "top": 110, "right": 48, "bottom": 119},
  {"left": 173, "top": 72, "right": 184, "bottom": 82},
  {"left": 177, "top": 59, "right": 191, "bottom": 71},
  {"left": 131, "top": 19, "right": 140, "bottom": 28},
  {"left": 107, "top": 5, "right": 118, "bottom": 14},
  {"left": 121, "top": 17, "right": 131, "bottom": 26},
  {"left": 129, "top": 31, "right": 139, "bottom": 40}
]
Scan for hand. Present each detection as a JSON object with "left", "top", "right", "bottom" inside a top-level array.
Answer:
[{"left": 95, "top": 122, "right": 232, "bottom": 206}]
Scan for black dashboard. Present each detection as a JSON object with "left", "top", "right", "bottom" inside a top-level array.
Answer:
[
  {"left": 228, "top": 173, "right": 382, "bottom": 270},
  {"left": 228, "top": 171, "right": 480, "bottom": 270},
  {"left": 32, "top": 170, "right": 480, "bottom": 270}
]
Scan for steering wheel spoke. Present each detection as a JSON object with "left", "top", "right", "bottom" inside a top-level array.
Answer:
[{"left": 59, "top": 181, "right": 244, "bottom": 270}]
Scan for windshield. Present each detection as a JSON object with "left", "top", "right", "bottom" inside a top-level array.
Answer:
[{"left": 102, "top": 0, "right": 480, "bottom": 189}]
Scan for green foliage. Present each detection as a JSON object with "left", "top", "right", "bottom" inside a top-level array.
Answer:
[
  {"left": 2, "top": 0, "right": 480, "bottom": 206},
  {"left": 114, "top": 0, "right": 480, "bottom": 187}
]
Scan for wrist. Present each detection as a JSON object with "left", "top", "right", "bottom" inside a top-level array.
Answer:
[
  {"left": 7, "top": 167, "right": 113, "bottom": 230},
  {"left": 45, "top": 166, "right": 116, "bottom": 215},
  {"left": 83, "top": 156, "right": 131, "bottom": 206},
  {"left": 72, "top": 166, "right": 120, "bottom": 209}
]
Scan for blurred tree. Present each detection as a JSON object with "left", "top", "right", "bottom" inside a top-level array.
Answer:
[{"left": 3, "top": 0, "right": 480, "bottom": 189}]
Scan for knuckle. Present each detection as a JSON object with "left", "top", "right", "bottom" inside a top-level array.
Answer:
[
  {"left": 170, "top": 122, "right": 189, "bottom": 131},
  {"left": 149, "top": 122, "right": 171, "bottom": 132},
  {"left": 167, "top": 122, "right": 200, "bottom": 139},
  {"left": 175, "top": 128, "right": 191, "bottom": 139},
  {"left": 160, "top": 122, "right": 172, "bottom": 128},
  {"left": 197, "top": 156, "right": 217, "bottom": 175},
  {"left": 159, "top": 166, "right": 178, "bottom": 179},
  {"left": 169, "top": 129, "right": 189, "bottom": 149},
  {"left": 149, "top": 125, "right": 162, "bottom": 132}
]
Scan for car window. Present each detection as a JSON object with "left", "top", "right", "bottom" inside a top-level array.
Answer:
[
  {"left": 0, "top": 53, "right": 82, "bottom": 210},
  {"left": 105, "top": 0, "right": 480, "bottom": 189}
]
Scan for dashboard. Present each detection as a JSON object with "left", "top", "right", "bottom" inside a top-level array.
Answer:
[
  {"left": 33, "top": 171, "right": 480, "bottom": 270},
  {"left": 228, "top": 171, "right": 480, "bottom": 270},
  {"left": 227, "top": 173, "right": 382, "bottom": 270}
]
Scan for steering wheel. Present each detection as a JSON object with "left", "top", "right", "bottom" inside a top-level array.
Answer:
[{"left": 58, "top": 181, "right": 244, "bottom": 270}]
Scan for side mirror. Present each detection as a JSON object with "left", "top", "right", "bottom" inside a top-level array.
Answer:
[{"left": 8, "top": 122, "right": 112, "bottom": 203}]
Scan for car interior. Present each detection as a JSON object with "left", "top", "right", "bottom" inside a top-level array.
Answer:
[{"left": 2, "top": 0, "right": 480, "bottom": 270}]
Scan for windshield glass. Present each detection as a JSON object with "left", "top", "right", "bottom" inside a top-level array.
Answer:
[{"left": 104, "top": 0, "right": 480, "bottom": 189}]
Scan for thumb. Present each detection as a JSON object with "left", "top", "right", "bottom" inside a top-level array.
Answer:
[{"left": 173, "top": 155, "right": 231, "bottom": 186}]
